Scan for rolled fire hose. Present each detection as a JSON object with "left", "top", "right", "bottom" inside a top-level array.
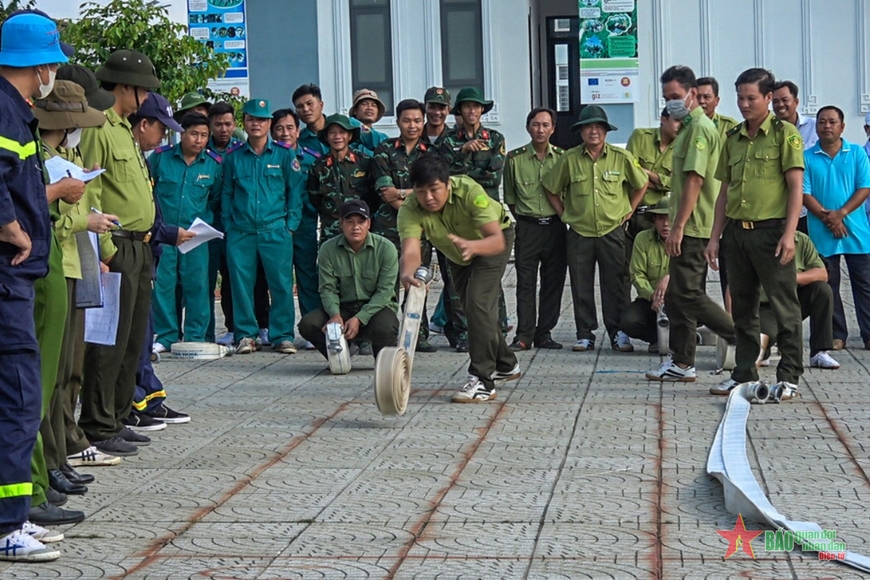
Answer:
[
  {"left": 374, "top": 266, "right": 433, "bottom": 415},
  {"left": 170, "top": 342, "right": 234, "bottom": 360},
  {"left": 656, "top": 305, "right": 670, "bottom": 355},
  {"left": 716, "top": 336, "right": 736, "bottom": 370},
  {"left": 326, "top": 321, "right": 352, "bottom": 375}
]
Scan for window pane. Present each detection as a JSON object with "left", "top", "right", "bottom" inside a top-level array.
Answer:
[
  {"left": 441, "top": 0, "right": 483, "bottom": 95},
  {"left": 350, "top": 1, "right": 394, "bottom": 113}
]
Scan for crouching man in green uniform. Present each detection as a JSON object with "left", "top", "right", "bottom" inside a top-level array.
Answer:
[
  {"left": 298, "top": 200, "right": 399, "bottom": 359},
  {"left": 399, "top": 155, "right": 521, "bottom": 403},
  {"left": 222, "top": 99, "right": 304, "bottom": 355}
]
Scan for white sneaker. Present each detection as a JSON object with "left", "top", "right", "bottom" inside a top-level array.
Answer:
[
  {"left": 810, "top": 351, "right": 840, "bottom": 370},
  {"left": 274, "top": 340, "right": 297, "bottom": 354},
  {"left": 67, "top": 445, "right": 122, "bottom": 467},
  {"left": 257, "top": 328, "right": 271, "bottom": 347},
  {"left": 22, "top": 521, "right": 63, "bottom": 544},
  {"left": 152, "top": 342, "right": 167, "bottom": 355},
  {"left": 572, "top": 339, "right": 594, "bottom": 352},
  {"left": 216, "top": 332, "right": 234, "bottom": 346},
  {"left": 0, "top": 528, "right": 61, "bottom": 562},
  {"left": 612, "top": 331, "right": 634, "bottom": 352},
  {"left": 491, "top": 364, "right": 521, "bottom": 384},
  {"left": 236, "top": 337, "right": 257, "bottom": 354},
  {"left": 451, "top": 376, "right": 496, "bottom": 403},
  {"left": 645, "top": 360, "right": 696, "bottom": 382},
  {"left": 710, "top": 378, "right": 740, "bottom": 396}
]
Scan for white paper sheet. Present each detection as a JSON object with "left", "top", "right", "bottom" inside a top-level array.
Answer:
[
  {"left": 45, "top": 156, "right": 106, "bottom": 185},
  {"left": 178, "top": 218, "right": 224, "bottom": 254},
  {"left": 84, "top": 272, "right": 121, "bottom": 346}
]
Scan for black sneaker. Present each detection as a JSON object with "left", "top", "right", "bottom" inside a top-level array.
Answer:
[
  {"left": 122, "top": 412, "right": 166, "bottom": 432},
  {"left": 93, "top": 436, "right": 139, "bottom": 456},
  {"left": 145, "top": 404, "right": 191, "bottom": 424},
  {"left": 119, "top": 427, "right": 151, "bottom": 446}
]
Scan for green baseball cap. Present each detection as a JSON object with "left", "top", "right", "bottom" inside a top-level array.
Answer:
[
  {"left": 317, "top": 113, "right": 360, "bottom": 146},
  {"left": 570, "top": 104, "right": 618, "bottom": 133},
  {"left": 175, "top": 91, "right": 212, "bottom": 120},
  {"left": 423, "top": 86, "right": 451, "bottom": 106},
  {"left": 450, "top": 87, "right": 493, "bottom": 115},
  {"left": 242, "top": 98, "right": 272, "bottom": 119}
]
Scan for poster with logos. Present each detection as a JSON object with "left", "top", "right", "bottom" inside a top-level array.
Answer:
[
  {"left": 579, "top": 0, "right": 638, "bottom": 104},
  {"left": 187, "top": 0, "right": 249, "bottom": 97}
]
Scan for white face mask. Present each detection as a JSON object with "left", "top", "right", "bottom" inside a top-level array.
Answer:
[
  {"left": 36, "top": 66, "right": 56, "bottom": 99},
  {"left": 665, "top": 97, "right": 690, "bottom": 121},
  {"left": 64, "top": 128, "right": 82, "bottom": 149}
]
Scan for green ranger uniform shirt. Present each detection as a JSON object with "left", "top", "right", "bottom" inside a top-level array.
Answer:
[
  {"left": 307, "top": 149, "right": 374, "bottom": 242},
  {"left": 712, "top": 111, "right": 740, "bottom": 140},
  {"left": 542, "top": 142, "right": 648, "bottom": 237},
  {"left": 149, "top": 143, "right": 223, "bottom": 228},
  {"left": 629, "top": 228, "right": 670, "bottom": 301},
  {"left": 398, "top": 174, "right": 511, "bottom": 266},
  {"left": 625, "top": 127, "right": 673, "bottom": 206},
  {"left": 760, "top": 231, "right": 823, "bottom": 302},
  {"left": 439, "top": 125, "right": 506, "bottom": 200},
  {"left": 221, "top": 137, "right": 304, "bottom": 234},
  {"left": 715, "top": 113, "right": 805, "bottom": 221},
  {"left": 503, "top": 142, "right": 564, "bottom": 218},
  {"left": 81, "top": 107, "right": 155, "bottom": 259},
  {"left": 317, "top": 231, "right": 399, "bottom": 323},
  {"left": 370, "top": 137, "right": 431, "bottom": 246},
  {"left": 48, "top": 144, "right": 88, "bottom": 279},
  {"left": 669, "top": 106, "right": 722, "bottom": 239}
]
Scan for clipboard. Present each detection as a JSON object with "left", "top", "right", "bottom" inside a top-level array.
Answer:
[{"left": 75, "top": 231, "right": 104, "bottom": 308}]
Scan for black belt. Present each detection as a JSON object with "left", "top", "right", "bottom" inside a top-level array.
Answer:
[
  {"left": 731, "top": 218, "right": 786, "bottom": 230},
  {"left": 112, "top": 230, "right": 152, "bottom": 242},
  {"left": 515, "top": 214, "right": 559, "bottom": 226}
]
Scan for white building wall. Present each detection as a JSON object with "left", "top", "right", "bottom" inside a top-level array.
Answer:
[
  {"left": 316, "top": 0, "right": 534, "bottom": 150},
  {"left": 636, "top": 0, "right": 869, "bottom": 144}
]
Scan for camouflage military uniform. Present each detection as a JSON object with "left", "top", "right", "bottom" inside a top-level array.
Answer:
[
  {"left": 307, "top": 150, "right": 375, "bottom": 245},
  {"left": 439, "top": 126, "right": 506, "bottom": 200}
]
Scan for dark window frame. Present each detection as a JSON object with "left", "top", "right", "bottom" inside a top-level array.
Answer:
[
  {"left": 440, "top": 0, "right": 485, "bottom": 98},
  {"left": 349, "top": 0, "right": 395, "bottom": 115}
]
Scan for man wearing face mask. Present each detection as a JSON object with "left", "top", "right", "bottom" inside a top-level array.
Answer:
[
  {"left": 77, "top": 50, "right": 162, "bottom": 458},
  {"left": 646, "top": 65, "right": 735, "bottom": 382},
  {"left": 0, "top": 11, "right": 69, "bottom": 561}
]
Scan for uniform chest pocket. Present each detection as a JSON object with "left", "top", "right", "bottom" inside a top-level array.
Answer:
[
  {"left": 725, "top": 152, "right": 745, "bottom": 182},
  {"left": 264, "top": 166, "right": 284, "bottom": 186},
  {"left": 193, "top": 175, "right": 214, "bottom": 189},
  {"left": 752, "top": 148, "right": 782, "bottom": 179},
  {"left": 112, "top": 148, "right": 140, "bottom": 183},
  {"left": 599, "top": 172, "right": 624, "bottom": 196},
  {"left": 569, "top": 174, "right": 590, "bottom": 197}
]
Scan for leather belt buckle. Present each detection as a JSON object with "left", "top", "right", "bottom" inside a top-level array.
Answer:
[
  {"left": 538, "top": 217, "right": 552, "bottom": 226},
  {"left": 741, "top": 221, "right": 754, "bottom": 230}
]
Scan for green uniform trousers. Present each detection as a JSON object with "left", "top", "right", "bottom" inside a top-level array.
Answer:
[
  {"left": 62, "top": 299, "right": 90, "bottom": 456},
  {"left": 624, "top": 212, "right": 653, "bottom": 299},
  {"left": 760, "top": 281, "right": 833, "bottom": 357},
  {"left": 724, "top": 222, "right": 802, "bottom": 384},
  {"left": 226, "top": 227, "right": 295, "bottom": 344},
  {"left": 665, "top": 236, "right": 735, "bottom": 366},
  {"left": 566, "top": 226, "right": 627, "bottom": 342},
  {"left": 449, "top": 227, "right": 518, "bottom": 391},
  {"left": 298, "top": 304, "right": 399, "bottom": 359},
  {"left": 153, "top": 243, "right": 211, "bottom": 348},
  {"left": 30, "top": 236, "right": 67, "bottom": 506},
  {"left": 513, "top": 218, "right": 567, "bottom": 345},
  {"left": 80, "top": 237, "right": 153, "bottom": 441},
  {"left": 206, "top": 238, "right": 222, "bottom": 341},
  {"left": 40, "top": 279, "right": 79, "bottom": 471},
  {"left": 435, "top": 249, "right": 468, "bottom": 346}
]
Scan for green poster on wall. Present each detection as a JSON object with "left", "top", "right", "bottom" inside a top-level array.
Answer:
[{"left": 579, "top": 0, "right": 639, "bottom": 103}]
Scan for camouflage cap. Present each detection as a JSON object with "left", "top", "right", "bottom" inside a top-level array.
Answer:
[
  {"left": 423, "top": 86, "right": 451, "bottom": 106},
  {"left": 350, "top": 88, "right": 385, "bottom": 122},
  {"left": 242, "top": 98, "right": 272, "bottom": 119},
  {"left": 96, "top": 49, "right": 161, "bottom": 90}
]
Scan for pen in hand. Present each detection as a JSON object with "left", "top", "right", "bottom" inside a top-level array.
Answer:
[{"left": 90, "top": 207, "right": 122, "bottom": 228}]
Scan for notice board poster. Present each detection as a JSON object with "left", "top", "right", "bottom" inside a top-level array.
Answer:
[
  {"left": 188, "top": 0, "right": 250, "bottom": 97},
  {"left": 579, "top": 0, "right": 639, "bottom": 104}
]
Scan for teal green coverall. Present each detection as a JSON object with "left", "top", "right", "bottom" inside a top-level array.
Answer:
[{"left": 221, "top": 137, "right": 304, "bottom": 343}]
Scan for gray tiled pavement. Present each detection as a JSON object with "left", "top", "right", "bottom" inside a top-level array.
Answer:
[{"left": 4, "top": 264, "right": 870, "bottom": 579}]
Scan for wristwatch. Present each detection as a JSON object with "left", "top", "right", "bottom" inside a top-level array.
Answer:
[{"left": 399, "top": 189, "right": 408, "bottom": 200}]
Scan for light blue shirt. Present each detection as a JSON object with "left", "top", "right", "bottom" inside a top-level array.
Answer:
[{"left": 803, "top": 138, "right": 870, "bottom": 257}]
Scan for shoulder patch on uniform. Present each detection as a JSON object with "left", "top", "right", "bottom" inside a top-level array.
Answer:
[
  {"left": 226, "top": 141, "right": 245, "bottom": 154},
  {"left": 154, "top": 144, "right": 172, "bottom": 154},
  {"left": 361, "top": 125, "right": 371, "bottom": 133},
  {"left": 352, "top": 169, "right": 366, "bottom": 178},
  {"left": 726, "top": 124, "right": 741, "bottom": 138},
  {"left": 632, "top": 158, "right": 642, "bottom": 168},
  {"left": 787, "top": 134, "right": 803, "bottom": 150},
  {"left": 206, "top": 149, "right": 222, "bottom": 163},
  {"left": 274, "top": 140, "right": 293, "bottom": 149},
  {"left": 693, "top": 136, "right": 706, "bottom": 150},
  {"left": 291, "top": 158, "right": 301, "bottom": 172},
  {"left": 472, "top": 194, "right": 490, "bottom": 209}
]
